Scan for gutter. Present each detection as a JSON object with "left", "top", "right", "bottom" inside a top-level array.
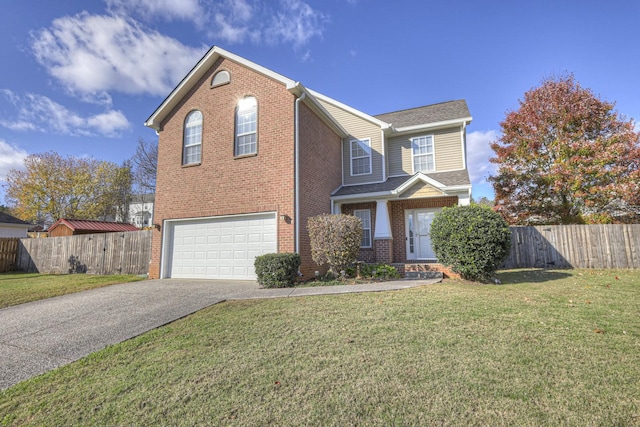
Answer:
[{"left": 294, "top": 91, "right": 306, "bottom": 253}]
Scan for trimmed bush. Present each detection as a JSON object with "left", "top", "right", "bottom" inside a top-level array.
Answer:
[
  {"left": 430, "top": 205, "right": 511, "bottom": 282},
  {"left": 254, "top": 253, "right": 301, "bottom": 288},
  {"left": 307, "top": 214, "right": 362, "bottom": 276}
]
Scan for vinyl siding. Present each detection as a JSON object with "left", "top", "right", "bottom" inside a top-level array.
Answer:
[
  {"left": 388, "top": 126, "right": 464, "bottom": 176},
  {"left": 317, "top": 99, "right": 384, "bottom": 185},
  {"left": 398, "top": 181, "right": 445, "bottom": 199}
]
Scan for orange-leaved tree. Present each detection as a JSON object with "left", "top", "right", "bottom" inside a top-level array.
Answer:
[{"left": 490, "top": 74, "right": 640, "bottom": 224}]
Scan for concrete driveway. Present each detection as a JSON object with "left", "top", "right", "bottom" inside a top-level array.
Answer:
[{"left": 0, "top": 277, "right": 437, "bottom": 390}]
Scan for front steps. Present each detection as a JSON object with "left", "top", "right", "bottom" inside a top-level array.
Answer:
[{"left": 392, "top": 263, "right": 460, "bottom": 279}]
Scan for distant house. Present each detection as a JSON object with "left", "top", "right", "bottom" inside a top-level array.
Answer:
[
  {"left": 48, "top": 219, "right": 139, "bottom": 237},
  {"left": 0, "top": 212, "right": 32, "bottom": 238},
  {"left": 128, "top": 194, "right": 155, "bottom": 228}
]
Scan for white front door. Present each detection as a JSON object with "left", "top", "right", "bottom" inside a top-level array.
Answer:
[{"left": 405, "top": 209, "right": 439, "bottom": 260}]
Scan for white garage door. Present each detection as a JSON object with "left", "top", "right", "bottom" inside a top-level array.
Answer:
[{"left": 166, "top": 213, "right": 277, "bottom": 280}]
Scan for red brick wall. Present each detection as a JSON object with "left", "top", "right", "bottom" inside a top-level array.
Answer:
[
  {"left": 297, "top": 102, "right": 343, "bottom": 278},
  {"left": 390, "top": 196, "right": 458, "bottom": 263},
  {"left": 150, "top": 57, "right": 296, "bottom": 278}
]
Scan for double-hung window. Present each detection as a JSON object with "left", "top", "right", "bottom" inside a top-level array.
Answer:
[
  {"left": 235, "top": 96, "right": 257, "bottom": 156},
  {"left": 183, "top": 110, "right": 202, "bottom": 165},
  {"left": 350, "top": 138, "right": 372, "bottom": 175},
  {"left": 412, "top": 135, "right": 435, "bottom": 173},
  {"left": 354, "top": 210, "right": 372, "bottom": 248}
]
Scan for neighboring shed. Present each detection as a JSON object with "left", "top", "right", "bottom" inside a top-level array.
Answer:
[
  {"left": 0, "top": 212, "right": 32, "bottom": 238},
  {"left": 48, "top": 219, "right": 139, "bottom": 237}
]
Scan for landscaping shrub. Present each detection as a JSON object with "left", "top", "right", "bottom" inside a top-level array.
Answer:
[
  {"left": 348, "top": 263, "right": 401, "bottom": 280},
  {"left": 254, "top": 253, "right": 301, "bottom": 288},
  {"left": 307, "top": 214, "right": 362, "bottom": 276},
  {"left": 430, "top": 205, "right": 511, "bottom": 282}
]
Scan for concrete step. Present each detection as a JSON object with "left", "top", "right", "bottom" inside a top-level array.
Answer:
[{"left": 404, "top": 270, "right": 443, "bottom": 280}]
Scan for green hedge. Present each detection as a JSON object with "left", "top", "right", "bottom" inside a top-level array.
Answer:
[
  {"left": 254, "top": 253, "right": 301, "bottom": 288},
  {"left": 430, "top": 205, "right": 511, "bottom": 282}
]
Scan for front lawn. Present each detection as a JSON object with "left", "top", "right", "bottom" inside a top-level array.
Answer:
[
  {"left": 1, "top": 269, "right": 639, "bottom": 425},
  {"left": 0, "top": 273, "right": 145, "bottom": 309}
]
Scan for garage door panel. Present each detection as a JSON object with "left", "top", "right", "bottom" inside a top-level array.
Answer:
[{"left": 167, "top": 213, "right": 277, "bottom": 279}]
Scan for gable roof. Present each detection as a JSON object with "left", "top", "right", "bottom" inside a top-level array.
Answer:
[
  {"left": 48, "top": 219, "right": 139, "bottom": 233},
  {"left": 145, "top": 46, "right": 348, "bottom": 138},
  {"left": 375, "top": 100, "right": 472, "bottom": 130},
  {"left": 0, "top": 212, "right": 31, "bottom": 226}
]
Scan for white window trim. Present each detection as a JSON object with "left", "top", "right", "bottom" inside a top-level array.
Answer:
[
  {"left": 350, "top": 138, "right": 372, "bottom": 176},
  {"left": 354, "top": 209, "right": 372, "bottom": 248},
  {"left": 235, "top": 97, "right": 258, "bottom": 156},
  {"left": 411, "top": 135, "right": 436, "bottom": 174},
  {"left": 183, "top": 110, "right": 202, "bottom": 165},
  {"left": 211, "top": 70, "right": 230, "bottom": 88}
]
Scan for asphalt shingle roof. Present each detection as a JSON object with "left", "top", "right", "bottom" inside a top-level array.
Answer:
[
  {"left": 374, "top": 100, "right": 471, "bottom": 128},
  {"left": 333, "top": 170, "right": 471, "bottom": 197},
  {"left": 0, "top": 212, "right": 31, "bottom": 225}
]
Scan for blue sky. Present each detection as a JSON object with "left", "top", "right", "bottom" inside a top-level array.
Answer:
[{"left": 1, "top": 0, "right": 639, "bottom": 203}]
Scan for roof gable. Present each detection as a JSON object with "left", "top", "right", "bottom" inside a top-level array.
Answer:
[
  {"left": 145, "top": 46, "right": 296, "bottom": 131},
  {"left": 145, "top": 46, "right": 348, "bottom": 138}
]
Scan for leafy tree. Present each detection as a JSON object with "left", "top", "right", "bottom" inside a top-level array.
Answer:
[
  {"left": 307, "top": 214, "right": 362, "bottom": 277},
  {"left": 431, "top": 205, "right": 511, "bottom": 282},
  {"left": 3, "top": 152, "right": 133, "bottom": 225},
  {"left": 490, "top": 74, "right": 640, "bottom": 224},
  {"left": 472, "top": 196, "right": 494, "bottom": 208}
]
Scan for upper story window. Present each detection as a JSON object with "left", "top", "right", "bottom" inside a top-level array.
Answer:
[
  {"left": 412, "top": 135, "right": 435, "bottom": 173},
  {"left": 354, "top": 209, "right": 372, "bottom": 248},
  {"left": 235, "top": 96, "right": 257, "bottom": 156},
  {"left": 183, "top": 110, "right": 202, "bottom": 165},
  {"left": 211, "top": 70, "right": 230, "bottom": 87},
  {"left": 350, "top": 138, "right": 372, "bottom": 176}
]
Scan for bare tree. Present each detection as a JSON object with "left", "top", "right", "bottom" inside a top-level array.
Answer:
[{"left": 131, "top": 138, "right": 157, "bottom": 193}]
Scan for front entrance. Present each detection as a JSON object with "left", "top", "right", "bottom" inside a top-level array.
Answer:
[{"left": 405, "top": 209, "right": 440, "bottom": 260}]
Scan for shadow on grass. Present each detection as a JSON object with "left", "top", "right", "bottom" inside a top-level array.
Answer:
[{"left": 497, "top": 269, "right": 573, "bottom": 284}]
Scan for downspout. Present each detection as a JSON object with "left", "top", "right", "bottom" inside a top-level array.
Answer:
[{"left": 294, "top": 91, "right": 306, "bottom": 253}]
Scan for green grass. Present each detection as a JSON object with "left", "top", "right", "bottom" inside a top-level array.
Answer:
[
  {"left": 0, "top": 273, "right": 145, "bottom": 309},
  {"left": 1, "top": 269, "right": 639, "bottom": 426}
]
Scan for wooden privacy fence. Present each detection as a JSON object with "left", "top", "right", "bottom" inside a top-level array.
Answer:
[
  {"left": 16, "top": 230, "right": 152, "bottom": 275},
  {"left": 503, "top": 225, "right": 640, "bottom": 269},
  {"left": 0, "top": 238, "right": 19, "bottom": 273}
]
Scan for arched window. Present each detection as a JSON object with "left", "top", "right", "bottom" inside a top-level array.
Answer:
[
  {"left": 183, "top": 110, "right": 202, "bottom": 165},
  {"left": 211, "top": 70, "right": 231, "bottom": 87},
  {"left": 235, "top": 96, "right": 257, "bottom": 156}
]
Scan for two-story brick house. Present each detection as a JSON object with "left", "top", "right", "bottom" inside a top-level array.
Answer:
[{"left": 145, "top": 46, "right": 472, "bottom": 280}]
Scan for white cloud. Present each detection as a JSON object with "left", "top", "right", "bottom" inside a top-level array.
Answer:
[
  {"left": 30, "top": 12, "right": 206, "bottom": 98},
  {"left": 0, "top": 140, "right": 28, "bottom": 183},
  {"left": 0, "top": 90, "right": 130, "bottom": 137},
  {"left": 106, "top": 0, "right": 204, "bottom": 23},
  {"left": 204, "top": 0, "right": 327, "bottom": 50},
  {"left": 266, "top": 0, "right": 329, "bottom": 48},
  {"left": 467, "top": 130, "right": 499, "bottom": 186}
]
